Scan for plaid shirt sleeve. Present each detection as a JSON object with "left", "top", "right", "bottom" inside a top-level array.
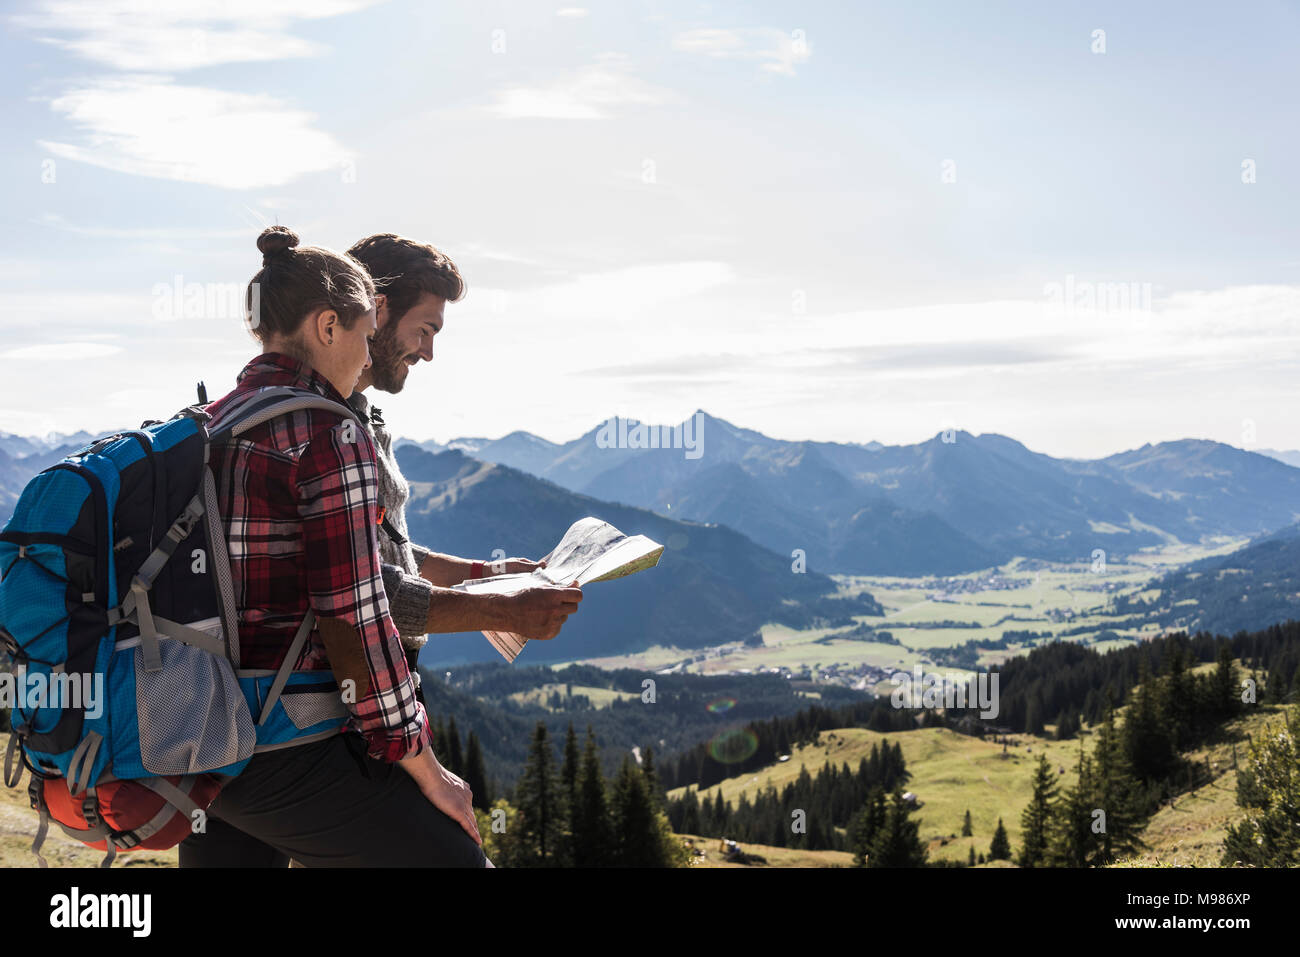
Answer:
[{"left": 295, "top": 419, "right": 434, "bottom": 762}]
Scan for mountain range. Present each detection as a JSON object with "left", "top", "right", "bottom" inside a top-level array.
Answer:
[
  {"left": 398, "top": 413, "right": 1300, "bottom": 575},
  {"left": 396, "top": 445, "right": 877, "bottom": 665},
  {"left": 0, "top": 437, "right": 102, "bottom": 525},
  {"left": 0, "top": 420, "right": 881, "bottom": 667},
  {"left": 1257, "top": 448, "right": 1300, "bottom": 469},
  {"left": 6, "top": 414, "right": 1300, "bottom": 581},
  {"left": 1111, "top": 520, "right": 1300, "bottom": 638}
]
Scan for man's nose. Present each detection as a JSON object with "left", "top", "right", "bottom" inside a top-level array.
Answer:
[{"left": 418, "top": 337, "right": 434, "bottom": 362}]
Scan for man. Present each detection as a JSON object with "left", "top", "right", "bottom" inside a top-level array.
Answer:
[{"left": 344, "top": 233, "right": 583, "bottom": 694}]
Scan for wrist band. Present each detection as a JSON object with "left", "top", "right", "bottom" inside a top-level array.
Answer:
[{"left": 471, "top": 561, "right": 485, "bottom": 579}]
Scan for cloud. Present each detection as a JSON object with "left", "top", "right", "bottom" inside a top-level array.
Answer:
[
  {"left": 38, "top": 77, "right": 351, "bottom": 189},
  {"left": 0, "top": 342, "right": 123, "bottom": 360},
  {"left": 488, "top": 55, "right": 672, "bottom": 119},
  {"left": 672, "top": 27, "right": 810, "bottom": 76},
  {"left": 572, "top": 341, "right": 1072, "bottom": 382},
  {"left": 453, "top": 241, "right": 546, "bottom": 267},
  {"left": 528, "top": 261, "right": 734, "bottom": 317},
  {"left": 14, "top": 0, "right": 385, "bottom": 71},
  {"left": 555, "top": 7, "right": 588, "bottom": 17},
  {"left": 33, "top": 212, "right": 250, "bottom": 240},
  {"left": 16, "top": 1, "right": 375, "bottom": 188}
]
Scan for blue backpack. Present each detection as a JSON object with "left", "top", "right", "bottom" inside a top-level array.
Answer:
[{"left": 0, "top": 385, "right": 362, "bottom": 865}]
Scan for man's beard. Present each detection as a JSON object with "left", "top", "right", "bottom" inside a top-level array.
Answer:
[{"left": 368, "top": 321, "right": 412, "bottom": 394}]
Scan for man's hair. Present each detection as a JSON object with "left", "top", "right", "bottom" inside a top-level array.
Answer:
[{"left": 346, "top": 233, "right": 465, "bottom": 323}]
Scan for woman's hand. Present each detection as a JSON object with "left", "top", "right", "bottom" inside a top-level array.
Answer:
[
  {"left": 487, "top": 556, "right": 546, "bottom": 576},
  {"left": 399, "top": 749, "right": 482, "bottom": 845}
]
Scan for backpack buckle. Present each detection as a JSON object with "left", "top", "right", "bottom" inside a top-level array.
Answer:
[
  {"left": 82, "top": 794, "right": 101, "bottom": 830},
  {"left": 168, "top": 497, "right": 206, "bottom": 543},
  {"left": 113, "top": 830, "right": 141, "bottom": 850}
]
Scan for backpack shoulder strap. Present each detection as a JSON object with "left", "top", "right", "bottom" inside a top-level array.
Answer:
[
  {"left": 205, "top": 387, "right": 364, "bottom": 719},
  {"left": 207, "top": 386, "right": 361, "bottom": 446}
]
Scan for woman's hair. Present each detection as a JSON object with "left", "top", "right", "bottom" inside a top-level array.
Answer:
[
  {"left": 346, "top": 232, "right": 465, "bottom": 324},
  {"left": 245, "top": 226, "right": 376, "bottom": 342}
]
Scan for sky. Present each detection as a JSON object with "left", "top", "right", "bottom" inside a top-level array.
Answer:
[{"left": 1, "top": 0, "right": 1298, "bottom": 459}]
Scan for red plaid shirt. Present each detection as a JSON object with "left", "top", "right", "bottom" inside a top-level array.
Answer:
[{"left": 205, "top": 352, "right": 432, "bottom": 762}]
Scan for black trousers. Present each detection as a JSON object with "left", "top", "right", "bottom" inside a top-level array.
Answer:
[{"left": 178, "top": 728, "right": 484, "bottom": 868}]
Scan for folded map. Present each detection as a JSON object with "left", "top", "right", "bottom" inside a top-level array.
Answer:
[{"left": 450, "top": 517, "right": 665, "bottom": 662}]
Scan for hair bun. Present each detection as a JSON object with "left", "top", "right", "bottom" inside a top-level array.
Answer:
[{"left": 257, "top": 226, "right": 299, "bottom": 264}]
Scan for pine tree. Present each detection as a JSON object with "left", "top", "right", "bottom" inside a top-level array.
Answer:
[
  {"left": 850, "top": 787, "right": 888, "bottom": 867},
  {"left": 1161, "top": 643, "right": 1194, "bottom": 751},
  {"left": 988, "top": 818, "right": 1011, "bottom": 861},
  {"left": 679, "top": 788, "right": 701, "bottom": 835},
  {"left": 1090, "top": 704, "right": 1148, "bottom": 864},
  {"left": 610, "top": 755, "right": 663, "bottom": 867},
  {"left": 968, "top": 846, "right": 976, "bottom": 867},
  {"left": 1018, "top": 754, "right": 1059, "bottom": 867},
  {"left": 463, "top": 731, "right": 491, "bottom": 811},
  {"left": 1210, "top": 643, "right": 1242, "bottom": 722},
  {"left": 431, "top": 717, "right": 448, "bottom": 763},
  {"left": 1026, "top": 694, "right": 1045, "bottom": 736},
  {"left": 570, "top": 727, "right": 613, "bottom": 867},
  {"left": 561, "top": 723, "right": 579, "bottom": 802},
  {"left": 445, "top": 716, "right": 465, "bottom": 778},
  {"left": 1050, "top": 747, "right": 1095, "bottom": 867},
  {"left": 1124, "top": 659, "right": 1177, "bottom": 781},
  {"left": 641, "top": 744, "right": 663, "bottom": 810},
  {"left": 867, "top": 788, "right": 927, "bottom": 867},
  {"left": 1222, "top": 705, "right": 1300, "bottom": 866},
  {"left": 961, "top": 809, "right": 972, "bottom": 837},
  {"left": 513, "top": 721, "right": 566, "bottom": 866},
  {"left": 553, "top": 723, "right": 580, "bottom": 866}
]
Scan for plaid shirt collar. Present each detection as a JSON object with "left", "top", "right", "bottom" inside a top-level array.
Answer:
[{"left": 236, "top": 352, "right": 350, "bottom": 406}]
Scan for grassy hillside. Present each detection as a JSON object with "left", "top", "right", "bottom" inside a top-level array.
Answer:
[
  {"left": 669, "top": 724, "right": 1089, "bottom": 864},
  {"left": 667, "top": 692, "right": 1289, "bottom": 867},
  {"left": 1113, "top": 706, "right": 1288, "bottom": 867},
  {"left": 678, "top": 833, "right": 854, "bottom": 868}
]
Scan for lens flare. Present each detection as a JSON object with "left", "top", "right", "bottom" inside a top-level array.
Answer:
[
  {"left": 708, "top": 727, "right": 759, "bottom": 764},
  {"left": 706, "top": 697, "right": 736, "bottom": 714}
]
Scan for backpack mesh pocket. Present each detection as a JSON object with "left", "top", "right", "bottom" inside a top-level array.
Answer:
[
  {"left": 279, "top": 688, "right": 348, "bottom": 730},
  {"left": 134, "top": 639, "right": 255, "bottom": 774}
]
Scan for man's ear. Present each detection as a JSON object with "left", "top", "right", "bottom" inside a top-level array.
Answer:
[{"left": 374, "top": 293, "right": 390, "bottom": 328}]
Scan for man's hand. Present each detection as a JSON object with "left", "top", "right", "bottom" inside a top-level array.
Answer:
[
  {"left": 496, "top": 584, "right": 583, "bottom": 639},
  {"left": 400, "top": 750, "right": 482, "bottom": 846}
]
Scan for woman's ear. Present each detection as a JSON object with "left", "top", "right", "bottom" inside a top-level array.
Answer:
[{"left": 310, "top": 308, "right": 340, "bottom": 344}]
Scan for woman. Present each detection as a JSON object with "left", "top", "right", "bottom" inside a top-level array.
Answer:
[{"left": 179, "top": 226, "right": 484, "bottom": 867}]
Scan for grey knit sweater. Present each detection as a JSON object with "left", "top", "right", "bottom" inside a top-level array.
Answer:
[{"left": 347, "top": 390, "right": 434, "bottom": 652}]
